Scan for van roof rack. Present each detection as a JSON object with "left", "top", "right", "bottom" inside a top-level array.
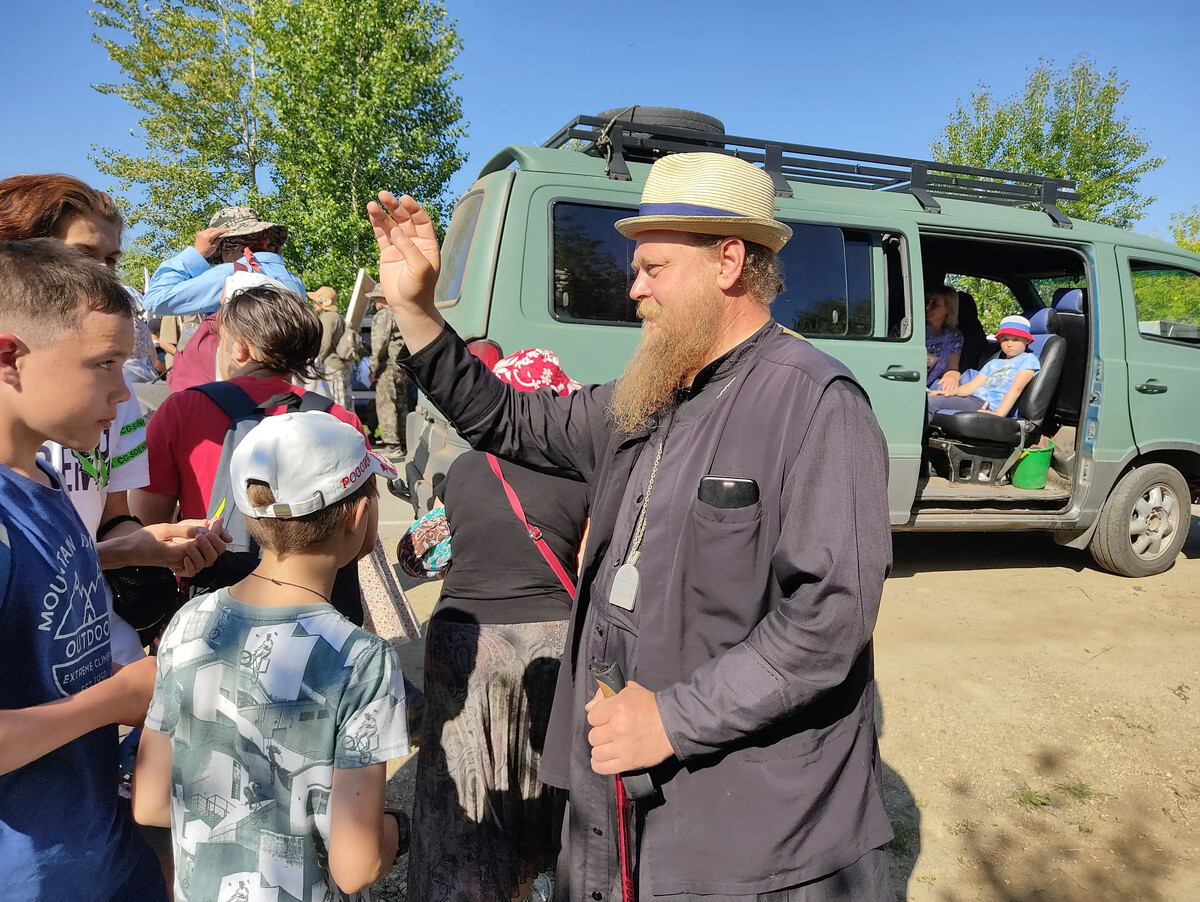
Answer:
[{"left": 543, "top": 113, "right": 1082, "bottom": 228}]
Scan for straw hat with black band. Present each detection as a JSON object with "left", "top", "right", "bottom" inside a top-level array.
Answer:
[{"left": 615, "top": 152, "right": 793, "bottom": 253}]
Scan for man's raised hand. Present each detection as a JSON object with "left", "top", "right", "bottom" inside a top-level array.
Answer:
[{"left": 367, "top": 192, "right": 441, "bottom": 313}]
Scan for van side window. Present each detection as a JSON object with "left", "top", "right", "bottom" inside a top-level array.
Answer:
[
  {"left": 1130, "top": 262, "right": 1200, "bottom": 345},
  {"left": 551, "top": 202, "right": 637, "bottom": 325},
  {"left": 1033, "top": 277, "right": 1086, "bottom": 306},
  {"left": 944, "top": 276, "right": 1022, "bottom": 328},
  {"left": 549, "top": 205, "right": 887, "bottom": 336},
  {"left": 435, "top": 191, "right": 485, "bottom": 307},
  {"left": 773, "top": 225, "right": 876, "bottom": 338}
]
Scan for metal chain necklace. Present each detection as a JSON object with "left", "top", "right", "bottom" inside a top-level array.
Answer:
[
  {"left": 247, "top": 572, "right": 331, "bottom": 604},
  {"left": 608, "top": 439, "right": 665, "bottom": 612}
]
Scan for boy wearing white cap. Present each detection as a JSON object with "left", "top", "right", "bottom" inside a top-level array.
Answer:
[
  {"left": 928, "top": 313, "right": 1041, "bottom": 418},
  {"left": 132, "top": 411, "right": 410, "bottom": 901}
]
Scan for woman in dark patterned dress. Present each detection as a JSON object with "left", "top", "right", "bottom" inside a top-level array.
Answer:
[{"left": 401, "top": 349, "right": 588, "bottom": 901}]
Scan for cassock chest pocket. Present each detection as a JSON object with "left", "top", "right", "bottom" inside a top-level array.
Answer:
[{"left": 676, "top": 497, "right": 769, "bottom": 646}]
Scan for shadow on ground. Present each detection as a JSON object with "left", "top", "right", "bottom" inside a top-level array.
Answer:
[
  {"left": 889, "top": 513, "right": 1200, "bottom": 579},
  {"left": 913, "top": 744, "right": 1183, "bottom": 902},
  {"left": 878, "top": 686, "right": 919, "bottom": 900}
]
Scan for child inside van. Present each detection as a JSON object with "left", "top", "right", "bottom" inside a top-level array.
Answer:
[
  {"left": 927, "top": 314, "right": 1041, "bottom": 420},
  {"left": 0, "top": 239, "right": 168, "bottom": 900},
  {"left": 132, "top": 410, "right": 411, "bottom": 902}
]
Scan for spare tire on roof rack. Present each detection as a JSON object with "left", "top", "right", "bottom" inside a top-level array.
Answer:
[{"left": 588, "top": 106, "right": 726, "bottom": 164}]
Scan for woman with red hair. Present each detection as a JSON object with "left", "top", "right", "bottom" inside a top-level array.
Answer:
[
  {"left": 0, "top": 174, "right": 227, "bottom": 644},
  {"left": 0, "top": 173, "right": 124, "bottom": 269}
]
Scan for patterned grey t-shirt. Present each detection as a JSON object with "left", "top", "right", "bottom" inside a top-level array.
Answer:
[{"left": 146, "top": 589, "right": 410, "bottom": 902}]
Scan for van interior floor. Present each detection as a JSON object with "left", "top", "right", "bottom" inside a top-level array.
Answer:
[{"left": 913, "top": 472, "right": 1072, "bottom": 511}]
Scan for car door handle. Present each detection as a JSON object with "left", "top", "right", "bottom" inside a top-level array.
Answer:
[
  {"left": 1135, "top": 381, "right": 1168, "bottom": 394},
  {"left": 879, "top": 369, "right": 922, "bottom": 382}
]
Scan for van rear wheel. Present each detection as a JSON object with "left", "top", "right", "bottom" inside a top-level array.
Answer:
[{"left": 1089, "top": 463, "right": 1190, "bottom": 577}]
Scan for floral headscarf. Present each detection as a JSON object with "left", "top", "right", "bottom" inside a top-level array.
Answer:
[
  {"left": 492, "top": 348, "right": 581, "bottom": 395},
  {"left": 396, "top": 348, "right": 580, "bottom": 579}
]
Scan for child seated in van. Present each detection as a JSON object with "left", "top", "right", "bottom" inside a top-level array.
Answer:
[
  {"left": 927, "top": 314, "right": 1040, "bottom": 420},
  {"left": 132, "top": 410, "right": 411, "bottom": 901}
]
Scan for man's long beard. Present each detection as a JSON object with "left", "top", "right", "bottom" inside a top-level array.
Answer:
[{"left": 607, "top": 294, "right": 723, "bottom": 434}]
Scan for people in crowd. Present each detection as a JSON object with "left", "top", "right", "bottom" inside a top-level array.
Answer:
[
  {"left": 0, "top": 173, "right": 229, "bottom": 659},
  {"left": 926, "top": 284, "right": 964, "bottom": 390},
  {"left": 131, "top": 282, "right": 369, "bottom": 619},
  {"left": 164, "top": 271, "right": 287, "bottom": 393},
  {"left": 368, "top": 286, "right": 411, "bottom": 457},
  {"left": 132, "top": 411, "right": 410, "bottom": 901},
  {"left": 309, "top": 285, "right": 356, "bottom": 409},
  {"left": 369, "top": 151, "right": 894, "bottom": 899},
  {"left": 402, "top": 348, "right": 588, "bottom": 902},
  {"left": 141, "top": 206, "right": 304, "bottom": 316},
  {"left": 0, "top": 239, "right": 167, "bottom": 900},
  {"left": 927, "top": 313, "right": 1040, "bottom": 419},
  {"left": 123, "top": 288, "right": 165, "bottom": 384},
  {"left": 156, "top": 312, "right": 203, "bottom": 368}
]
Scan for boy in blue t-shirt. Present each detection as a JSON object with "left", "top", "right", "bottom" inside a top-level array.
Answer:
[
  {"left": 133, "top": 411, "right": 410, "bottom": 902},
  {"left": 0, "top": 239, "right": 169, "bottom": 900},
  {"left": 927, "top": 314, "right": 1041, "bottom": 420}
]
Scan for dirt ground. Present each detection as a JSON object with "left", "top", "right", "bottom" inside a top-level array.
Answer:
[
  {"left": 372, "top": 507, "right": 1200, "bottom": 901},
  {"left": 880, "top": 519, "right": 1200, "bottom": 901}
]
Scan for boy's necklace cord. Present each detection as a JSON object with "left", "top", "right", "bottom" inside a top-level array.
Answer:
[{"left": 246, "top": 572, "right": 330, "bottom": 604}]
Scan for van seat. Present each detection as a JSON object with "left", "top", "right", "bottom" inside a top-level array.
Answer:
[
  {"left": 927, "top": 308, "right": 1066, "bottom": 485},
  {"left": 956, "top": 291, "right": 988, "bottom": 372},
  {"left": 1052, "top": 288, "right": 1088, "bottom": 426}
]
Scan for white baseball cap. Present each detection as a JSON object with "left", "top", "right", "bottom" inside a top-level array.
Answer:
[
  {"left": 222, "top": 271, "right": 287, "bottom": 302},
  {"left": 231, "top": 411, "right": 397, "bottom": 519}
]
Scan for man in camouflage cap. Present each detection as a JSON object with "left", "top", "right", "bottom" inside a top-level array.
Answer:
[
  {"left": 367, "top": 284, "right": 410, "bottom": 458},
  {"left": 143, "top": 205, "right": 305, "bottom": 316}
]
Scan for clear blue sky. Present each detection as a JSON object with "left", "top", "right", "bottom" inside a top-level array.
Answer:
[{"left": 2, "top": 0, "right": 1198, "bottom": 245}]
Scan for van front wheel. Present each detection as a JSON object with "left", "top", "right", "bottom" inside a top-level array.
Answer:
[{"left": 1090, "top": 463, "right": 1191, "bottom": 577}]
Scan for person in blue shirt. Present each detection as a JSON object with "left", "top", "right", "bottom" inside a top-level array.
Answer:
[
  {"left": 142, "top": 206, "right": 305, "bottom": 316},
  {"left": 0, "top": 239, "right": 171, "bottom": 901},
  {"left": 927, "top": 314, "right": 1041, "bottom": 419}
]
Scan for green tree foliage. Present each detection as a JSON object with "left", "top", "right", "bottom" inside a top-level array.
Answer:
[
  {"left": 259, "top": 0, "right": 464, "bottom": 292},
  {"left": 1169, "top": 207, "right": 1200, "bottom": 254},
  {"left": 932, "top": 55, "right": 1164, "bottom": 231},
  {"left": 92, "top": 0, "right": 273, "bottom": 275},
  {"left": 91, "top": 0, "right": 465, "bottom": 296},
  {"left": 944, "top": 277, "right": 1019, "bottom": 334},
  {"left": 1129, "top": 267, "right": 1200, "bottom": 327}
]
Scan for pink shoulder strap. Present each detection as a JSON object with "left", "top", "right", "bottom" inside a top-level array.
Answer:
[{"left": 486, "top": 454, "right": 576, "bottom": 599}]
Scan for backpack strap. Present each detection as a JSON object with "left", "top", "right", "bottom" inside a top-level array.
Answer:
[
  {"left": 189, "top": 381, "right": 259, "bottom": 420},
  {"left": 298, "top": 391, "right": 335, "bottom": 413},
  {"left": 256, "top": 390, "right": 335, "bottom": 415},
  {"left": 190, "top": 382, "right": 263, "bottom": 526},
  {"left": 486, "top": 453, "right": 576, "bottom": 599}
]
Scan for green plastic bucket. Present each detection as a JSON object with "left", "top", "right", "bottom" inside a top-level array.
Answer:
[{"left": 1012, "top": 439, "right": 1055, "bottom": 489}]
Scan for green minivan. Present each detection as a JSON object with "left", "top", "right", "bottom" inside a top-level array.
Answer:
[{"left": 401, "top": 108, "right": 1200, "bottom": 578}]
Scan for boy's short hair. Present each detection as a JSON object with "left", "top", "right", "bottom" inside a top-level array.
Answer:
[
  {"left": 218, "top": 283, "right": 322, "bottom": 382},
  {"left": 231, "top": 411, "right": 397, "bottom": 556},
  {"left": 0, "top": 239, "right": 134, "bottom": 346},
  {"left": 244, "top": 478, "right": 379, "bottom": 556}
]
